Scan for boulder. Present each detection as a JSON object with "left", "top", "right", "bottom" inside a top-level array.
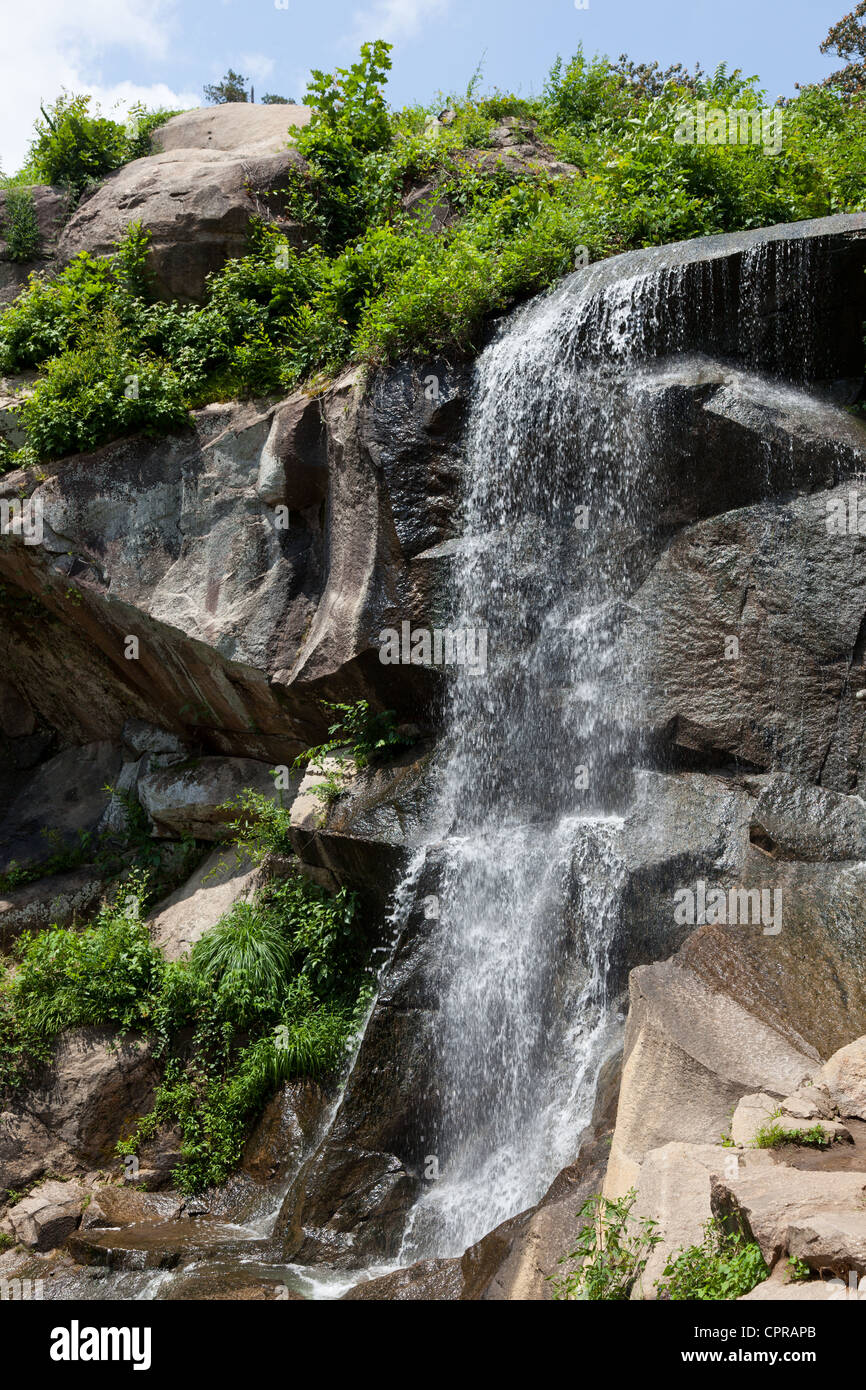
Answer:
[
  {"left": 0, "top": 867, "right": 108, "bottom": 950},
  {"left": 0, "top": 1029, "right": 161, "bottom": 1191},
  {"left": 147, "top": 846, "right": 258, "bottom": 957},
  {"left": 730, "top": 1092, "right": 850, "bottom": 1147},
  {"left": 730, "top": 1093, "right": 786, "bottom": 1147},
  {"left": 822, "top": 1037, "right": 866, "bottom": 1120},
  {"left": 604, "top": 959, "right": 816, "bottom": 1197},
  {"left": 0, "top": 1179, "right": 83, "bottom": 1251},
  {"left": 137, "top": 757, "right": 291, "bottom": 839},
  {"left": 0, "top": 741, "right": 122, "bottom": 873},
  {"left": 712, "top": 1167, "right": 866, "bottom": 1276},
  {"left": 241, "top": 1079, "right": 330, "bottom": 1185},
  {"left": 58, "top": 105, "right": 312, "bottom": 301},
  {"left": 342, "top": 1257, "right": 463, "bottom": 1300},
  {"left": 631, "top": 1142, "right": 776, "bottom": 1298}
]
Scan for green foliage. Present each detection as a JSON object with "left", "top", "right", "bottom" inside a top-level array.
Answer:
[
  {"left": 25, "top": 93, "right": 181, "bottom": 200},
  {"left": 1, "top": 186, "right": 40, "bottom": 262},
  {"left": 261, "top": 94, "right": 294, "bottom": 105},
  {"left": 821, "top": 3, "right": 866, "bottom": 93},
  {"left": 220, "top": 785, "right": 295, "bottom": 863},
  {"left": 655, "top": 1218, "right": 769, "bottom": 1300},
  {"left": 17, "top": 306, "right": 189, "bottom": 458},
  {"left": 300, "top": 41, "right": 394, "bottom": 153},
  {"left": 117, "top": 866, "right": 367, "bottom": 1192},
  {"left": 752, "top": 1114, "right": 836, "bottom": 1148},
  {"left": 551, "top": 1189, "right": 661, "bottom": 1300},
  {"left": 787, "top": 1256, "right": 812, "bottom": 1283},
  {"left": 295, "top": 699, "right": 413, "bottom": 774},
  {"left": 4, "top": 45, "right": 866, "bottom": 461},
  {"left": 29, "top": 94, "right": 129, "bottom": 197},
  {"left": 123, "top": 105, "right": 182, "bottom": 162},
  {"left": 0, "top": 875, "right": 160, "bottom": 1090}
]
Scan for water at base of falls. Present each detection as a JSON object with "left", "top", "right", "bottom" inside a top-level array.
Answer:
[{"left": 399, "top": 816, "right": 625, "bottom": 1260}]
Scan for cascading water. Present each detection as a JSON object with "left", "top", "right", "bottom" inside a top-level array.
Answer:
[
  {"left": 397, "top": 269, "right": 673, "bottom": 1260},
  {"left": 394, "top": 229, "right": 851, "bottom": 1261}
]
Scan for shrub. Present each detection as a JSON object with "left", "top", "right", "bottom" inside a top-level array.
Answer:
[
  {"left": 0, "top": 875, "right": 162, "bottom": 1090},
  {"left": 552, "top": 1190, "right": 660, "bottom": 1299},
  {"left": 28, "top": 93, "right": 129, "bottom": 197},
  {"left": 116, "top": 862, "right": 368, "bottom": 1191},
  {"left": 1, "top": 187, "right": 40, "bottom": 262},
  {"left": 17, "top": 308, "right": 189, "bottom": 458},
  {"left": 655, "top": 1218, "right": 769, "bottom": 1300}
]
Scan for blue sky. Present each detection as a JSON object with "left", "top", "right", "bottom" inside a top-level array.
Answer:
[{"left": 0, "top": 0, "right": 851, "bottom": 174}]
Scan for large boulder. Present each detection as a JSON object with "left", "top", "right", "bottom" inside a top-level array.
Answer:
[
  {"left": 712, "top": 1166, "right": 866, "bottom": 1277},
  {"left": 605, "top": 959, "right": 817, "bottom": 1197},
  {"left": 0, "top": 1029, "right": 160, "bottom": 1192},
  {"left": 58, "top": 104, "right": 312, "bottom": 301},
  {"left": 146, "top": 846, "right": 258, "bottom": 957},
  {"left": 137, "top": 757, "right": 286, "bottom": 839}
]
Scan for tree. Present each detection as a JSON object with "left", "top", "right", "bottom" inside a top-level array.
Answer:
[
  {"left": 821, "top": 4, "right": 866, "bottom": 92},
  {"left": 203, "top": 70, "right": 249, "bottom": 104},
  {"left": 261, "top": 94, "right": 294, "bottom": 104}
]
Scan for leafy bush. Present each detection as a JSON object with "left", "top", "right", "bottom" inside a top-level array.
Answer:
[
  {"left": 0, "top": 875, "right": 161, "bottom": 1090},
  {"left": 752, "top": 1112, "right": 837, "bottom": 1148},
  {"left": 4, "top": 43, "right": 866, "bottom": 461},
  {"left": 115, "top": 863, "right": 368, "bottom": 1191},
  {"left": 28, "top": 94, "right": 129, "bottom": 197},
  {"left": 655, "top": 1218, "right": 769, "bottom": 1300},
  {"left": 27, "top": 94, "right": 181, "bottom": 197},
  {"left": 1, "top": 187, "right": 40, "bottom": 262},
  {"left": 552, "top": 1189, "right": 660, "bottom": 1300}
]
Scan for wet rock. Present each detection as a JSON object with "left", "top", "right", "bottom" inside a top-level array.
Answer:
[
  {"left": 65, "top": 1218, "right": 246, "bottom": 1270},
  {"left": 241, "top": 1079, "right": 330, "bottom": 1185},
  {"left": 1, "top": 1179, "right": 84, "bottom": 1251},
  {"left": 342, "top": 1257, "right": 463, "bottom": 1300}
]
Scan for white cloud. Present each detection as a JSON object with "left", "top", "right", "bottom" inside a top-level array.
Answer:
[
  {"left": 0, "top": 0, "right": 197, "bottom": 175},
  {"left": 348, "top": 0, "right": 451, "bottom": 46},
  {"left": 240, "top": 54, "right": 277, "bottom": 85}
]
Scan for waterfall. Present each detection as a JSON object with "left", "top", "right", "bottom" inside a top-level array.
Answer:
[
  {"left": 392, "top": 227, "right": 849, "bottom": 1260},
  {"left": 396, "top": 267, "right": 668, "bottom": 1259}
]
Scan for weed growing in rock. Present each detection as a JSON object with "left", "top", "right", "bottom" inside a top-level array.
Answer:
[
  {"left": 654, "top": 1217, "right": 768, "bottom": 1300},
  {"left": 116, "top": 871, "right": 368, "bottom": 1192},
  {"left": 752, "top": 1113, "right": 837, "bottom": 1149}
]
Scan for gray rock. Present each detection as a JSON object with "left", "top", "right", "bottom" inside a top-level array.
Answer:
[
  {"left": 0, "top": 1179, "right": 83, "bottom": 1251},
  {"left": 58, "top": 105, "right": 312, "bottom": 301},
  {"left": 0, "top": 1029, "right": 160, "bottom": 1191},
  {"left": 147, "top": 845, "right": 258, "bottom": 958},
  {"left": 138, "top": 757, "right": 289, "bottom": 839},
  {"left": 712, "top": 1167, "right": 866, "bottom": 1276},
  {"left": 822, "top": 1037, "right": 866, "bottom": 1120}
]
